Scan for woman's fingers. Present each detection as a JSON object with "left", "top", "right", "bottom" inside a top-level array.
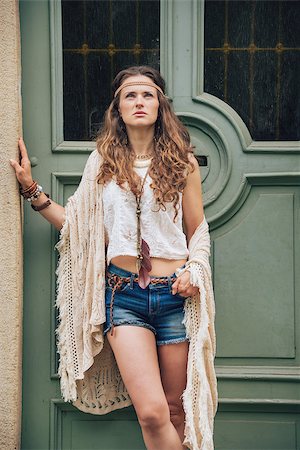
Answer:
[
  {"left": 10, "top": 138, "right": 24, "bottom": 169},
  {"left": 19, "top": 137, "right": 29, "bottom": 161},
  {"left": 172, "top": 271, "right": 199, "bottom": 297},
  {"left": 10, "top": 138, "right": 33, "bottom": 188},
  {"left": 178, "top": 284, "right": 199, "bottom": 297},
  {"left": 171, "top": 278, "right": 180, "bottom": 294},
  {"left": 172, "top": 278, "right": 189, "bottom": 296},
  {"left": 172, "top": 273, "right": 186, "bottom": 294},
  {"left": 9, "top": 157, "right": 21, "bottom": 172},
  {"left": 18, "top": 138, "right": 31, "bottom": 171}
]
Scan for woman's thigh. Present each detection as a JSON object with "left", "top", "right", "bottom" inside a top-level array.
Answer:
[
  {"left": 157, "top": 341, "right": 189, "bottom": 409},
  {"left": 106, "top": 326, "right": 169, "bottom": 416}
]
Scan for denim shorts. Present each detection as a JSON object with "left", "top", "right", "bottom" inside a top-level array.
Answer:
[{"left": 103, "top": 263, "right": 189, "bottom": 346}]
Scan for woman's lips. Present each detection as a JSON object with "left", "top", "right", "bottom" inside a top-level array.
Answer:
[{"left": 134, "top": 112, "right": 147, "bottom": 115}]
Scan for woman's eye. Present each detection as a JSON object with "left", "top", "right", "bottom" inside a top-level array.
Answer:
[{"left": 125, "top": 92, "right": 154, "bottom": 98}]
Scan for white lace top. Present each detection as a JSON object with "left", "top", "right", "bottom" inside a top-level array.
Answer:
[{"left": 103, "top": 158, "right": 189, "bottom": 265}]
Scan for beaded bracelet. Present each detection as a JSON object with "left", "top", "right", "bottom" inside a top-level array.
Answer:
[
  {"left": 20, "top": 180, "right": 44, "bottom": 202},
  {"left": 20, "top": 180, "right": 52, "bottom": 211},
  {"left": 27, "top": 185, "right": 43, "bottom": 202}
]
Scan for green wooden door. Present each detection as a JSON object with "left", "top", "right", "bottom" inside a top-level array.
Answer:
[{"left": 20, "top": 1, "right": 299, "bottom": 449}]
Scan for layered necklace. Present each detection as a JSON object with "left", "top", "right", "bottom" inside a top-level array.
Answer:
[
  {"left": 133, "top": 139, "right": 154, "bottom": 161},
  {"left": 131, "top": 142, "right": 154, "bottom": 288},
  {"left": 135, "top": 152, "right": 153, "bottom": 160}
]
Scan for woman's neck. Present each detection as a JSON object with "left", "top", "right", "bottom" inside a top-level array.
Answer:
[{"left": 126, "top": 127, "right": 155, "bottom": 157}]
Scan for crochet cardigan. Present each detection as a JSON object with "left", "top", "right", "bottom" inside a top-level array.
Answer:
[{"left": 55, "top": 149, "right": 218, "bottom": 450}]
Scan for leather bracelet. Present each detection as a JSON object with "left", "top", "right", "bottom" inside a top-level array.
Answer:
[
  {"left": 31, "top": 193, "right": 51, "bottom": 211},
  {"left": 20, "top": 180, "right": 36, "bottom": 194}
]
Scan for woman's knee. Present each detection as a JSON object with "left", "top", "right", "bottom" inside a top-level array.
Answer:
[{"left": 137, "top": 401, "right": 170, "bottom": 430}]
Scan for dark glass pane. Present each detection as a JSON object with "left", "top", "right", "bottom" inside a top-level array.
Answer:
[
  {"left": 204, "top": 1, "right": 225, "bottom": 49},
  {"left": 227, "top": 52, "right": 250, "bottom": 130},
  {"left": 228, "top": 1, "right": 251, "bottom": 48},
  {"left": 62, "top": 0, "right": 160, "bottom": 141},
  {"left": 252, "top": 52, "right": 277, "bottom": 141},
  {"left": 86, "top": 0, "right": 110, "bottom": 49},
  {"left": 204, "top": 51, "right": 224, "bottom": 101},
  {"left": 254, "top": 1, "right": 279, "bottom": 48},
  {"left": 281, "top": 1, "right": 300, "bottom": 47},
  {"left": 113, "top": 52, "right": 138, "bottom": 80},
  {"left": 87, "top": 53, "right": 112, "bottom": 140},
  {"left": 139, "top": 0, "right": 160, "bottom": 49},
  {"left": 62, "top": 1, "right": 84, "bottom": 49},
  {"left": 112, "top": 0, "right": 137, "bottom": 49},
  {"left": 280, "top": 52, "right": 300, "bottom": 140},
  {"left": 204, "top": 0, "right": 300, "bottom": 141},
  {"left": 139, "top": 49, "right": 160, "bottom": 72},
  {"left": 63, "top": 52, "right": 85, "bottom": 141}
]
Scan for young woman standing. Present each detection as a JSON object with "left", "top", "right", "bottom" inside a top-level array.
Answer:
[{"left": 10, "top": 66, "right": 218, "bottom": 450}]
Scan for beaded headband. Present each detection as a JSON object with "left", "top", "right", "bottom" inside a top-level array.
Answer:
[{"left": 114, "top": 81, "right": 164, "bottom": 98}]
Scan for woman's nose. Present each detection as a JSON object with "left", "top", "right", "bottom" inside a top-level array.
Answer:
[{"left": 135, "top": 95, "right": 144, "bottom": 107}]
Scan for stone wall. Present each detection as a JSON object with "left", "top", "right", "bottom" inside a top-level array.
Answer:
[{"left": 0, "top": 1, "right": 23, "bottom": 449}]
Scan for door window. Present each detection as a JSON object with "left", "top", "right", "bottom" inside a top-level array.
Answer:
[
  {"left": 204, "top": 1, "right": 300, "bottom": 141},
  {"left": 61, "top": 0, "right": 160, "bottom": 141}
]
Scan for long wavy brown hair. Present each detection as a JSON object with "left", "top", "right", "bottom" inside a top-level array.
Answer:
[{"left": 96, "top": 66, "right": 195, "bottom": 221}]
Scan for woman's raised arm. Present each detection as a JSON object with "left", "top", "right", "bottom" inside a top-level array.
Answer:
[
  {"left": 182, "top": 154, "right": 204, "bottom": 244},
  {"left": 10, "top": 137, "right": 66, "bottom": 231}
]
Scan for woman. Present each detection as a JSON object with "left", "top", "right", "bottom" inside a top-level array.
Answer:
[{"left": 10, "top": 66, "right": 217, "bottom": 450}]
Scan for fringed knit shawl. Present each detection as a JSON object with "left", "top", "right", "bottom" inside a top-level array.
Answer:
[{"left": 55, "top": 149, "right": 218, "bottom": 450}]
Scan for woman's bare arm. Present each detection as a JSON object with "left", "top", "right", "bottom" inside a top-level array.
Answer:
[
  {"left": 171, "top": 154, "right": 204, "bottom": 297},
  {"left": 10, "top": 137, "right": 65, "bottom": 231},
  {"left": 29, "top": 193, "right": 65, "bottom": 231},
  {"left": 182, "top": 153, "right": 204, "bottom": 244}
]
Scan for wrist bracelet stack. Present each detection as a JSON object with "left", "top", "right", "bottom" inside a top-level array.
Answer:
[{"left": 19, "top": 180, "right": 52, "bottom": 212}]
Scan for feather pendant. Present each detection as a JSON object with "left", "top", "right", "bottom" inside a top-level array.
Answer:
[
  {"left": 141, "top": 239, "right": 152, "bottom": 271},
  {"left": 138, "top": 238, "right": 152, "bottom": 289}
]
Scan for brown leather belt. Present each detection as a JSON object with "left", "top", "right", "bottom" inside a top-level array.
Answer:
[{"left": 106, "top": 272, "right": 177, "bottom": 336}]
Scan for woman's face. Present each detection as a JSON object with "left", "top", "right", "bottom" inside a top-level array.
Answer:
[{"left": 118, "top": 75, "right": 160, "bottom": 131}]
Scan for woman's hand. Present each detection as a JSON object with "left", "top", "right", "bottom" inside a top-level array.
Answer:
[
  {"left": 172, "top": 270, "right": 199, "bottom": 298},
  {"left": 9, "top": 137, "right": 34, "bottom": 189}
]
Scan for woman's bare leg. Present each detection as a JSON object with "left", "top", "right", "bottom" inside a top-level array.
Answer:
[
  {"left": 157, "top": 341, "right": 189, "bottom": 446},
  {"left": 107, "top": 326, "right": 183, "bottom": 450}
]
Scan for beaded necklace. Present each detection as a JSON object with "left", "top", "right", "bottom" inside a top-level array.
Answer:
[{"left": 135, "top": 153, "right": 153, "bottom": 160}]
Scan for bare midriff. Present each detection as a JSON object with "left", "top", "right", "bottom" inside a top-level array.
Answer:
[{"left": 110, "top": 255, "right": 187, "bottom": 277}]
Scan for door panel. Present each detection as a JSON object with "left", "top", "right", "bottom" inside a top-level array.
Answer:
[
  {"left": 215, "top": 189, "right": 295, "bottom": 358},
  {"left": 50, "top": 403, "right": 144, "bottom": 450}
]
